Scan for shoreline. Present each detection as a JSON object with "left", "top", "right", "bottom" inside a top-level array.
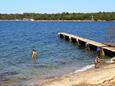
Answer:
[
  {"left": 34, "top": 63, "right": 115, "bottom": 86},
  {"left": 0, "top": 19, "right": 115, "bottom": 22},
  {"left": 27, "top": 64, "right": 95, "bottom": 86}
]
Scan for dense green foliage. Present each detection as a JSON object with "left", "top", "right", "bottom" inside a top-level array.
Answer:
[{"left": 0, "top": 12, "right": 115, "bottom": 21}]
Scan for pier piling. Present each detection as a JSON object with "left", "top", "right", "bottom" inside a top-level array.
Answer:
[{"left": 58, "top": 32, "right": 115, "bottom": 57}]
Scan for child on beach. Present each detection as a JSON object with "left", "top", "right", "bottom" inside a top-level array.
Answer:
[{"left": 95, "top": 55, "right": 100, "bottom": 68}]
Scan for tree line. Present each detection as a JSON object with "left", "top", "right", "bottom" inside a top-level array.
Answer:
[{"left": 0, "top": 12, "right": 115, "bottom": 21}]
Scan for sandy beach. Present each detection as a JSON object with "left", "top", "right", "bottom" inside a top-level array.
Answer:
[{"left": 35, "top": 63, "right": 115, "bottom": 86}]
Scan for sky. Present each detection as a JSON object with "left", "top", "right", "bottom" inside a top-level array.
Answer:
[{"left": 0, "top": 0, "right": 115, "bottom": 13}]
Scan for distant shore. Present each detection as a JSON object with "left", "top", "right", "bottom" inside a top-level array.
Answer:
[
  {"left": 0, "top": 19, "right": 115, "bottom": 22},
  {"left": 0, "top": 12, "right": 115, "bottom": 22},
  {"left": 34, "top": 63, "right": 115, "bottom": 86}
]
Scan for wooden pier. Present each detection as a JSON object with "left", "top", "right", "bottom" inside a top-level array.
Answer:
[{"left": 58, "top": 32, "right": 115, "bottom": 57}]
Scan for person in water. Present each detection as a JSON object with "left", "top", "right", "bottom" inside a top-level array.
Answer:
[
  {"left": 32, "top": 49, "right": 38, "bottom": 64},
  {"left": 95, "top": 54, "right": 100, "bottom": 68}
]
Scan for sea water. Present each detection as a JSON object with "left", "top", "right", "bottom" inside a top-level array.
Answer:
[{"left": 0, "top": 21, "right": 115, "bottom": 86}]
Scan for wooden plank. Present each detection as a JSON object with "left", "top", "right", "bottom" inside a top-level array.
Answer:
[{"left": 58, "top": 32, "right": 115, "bottom": 52}]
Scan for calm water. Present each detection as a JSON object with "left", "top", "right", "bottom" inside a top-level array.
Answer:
[{"left": 0, "top": 21, "right": 115, "bottom": 86}]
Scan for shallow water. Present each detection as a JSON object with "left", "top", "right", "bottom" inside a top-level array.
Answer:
[{"left": 0, "top": 21, "right": 115, "bottom": 86}]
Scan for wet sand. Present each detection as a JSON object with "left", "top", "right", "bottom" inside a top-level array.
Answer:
[{"left": 35, "top": 63, "right": 115, "bottom": 86}]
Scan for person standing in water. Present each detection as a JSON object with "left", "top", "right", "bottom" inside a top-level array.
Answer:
[
  {"left": 32, "top": 49, "right": 38, "bottom": 64},
  {"left": 95, "top": 55, "right": 100, "bottom": 68}
]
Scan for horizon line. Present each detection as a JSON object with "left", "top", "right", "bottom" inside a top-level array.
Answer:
[{"left": 0, "top": 11, "right": 115, "bottom": 14}]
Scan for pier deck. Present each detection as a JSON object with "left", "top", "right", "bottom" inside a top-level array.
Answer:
[{"left": 58, "top": 32, "right": 115, "bottom": 57}]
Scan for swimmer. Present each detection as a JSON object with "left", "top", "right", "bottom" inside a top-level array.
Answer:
[{"left": 32, "top": 49, "right": 38, "bottom": 64}]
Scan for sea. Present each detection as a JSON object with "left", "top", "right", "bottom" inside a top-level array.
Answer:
[{"left": 0, "top": 21, "right": 115, "bottom": 86}]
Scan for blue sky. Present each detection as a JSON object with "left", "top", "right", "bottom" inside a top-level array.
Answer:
[{"left": 0, "top": 0, "right": 115, "bottom": 13}]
